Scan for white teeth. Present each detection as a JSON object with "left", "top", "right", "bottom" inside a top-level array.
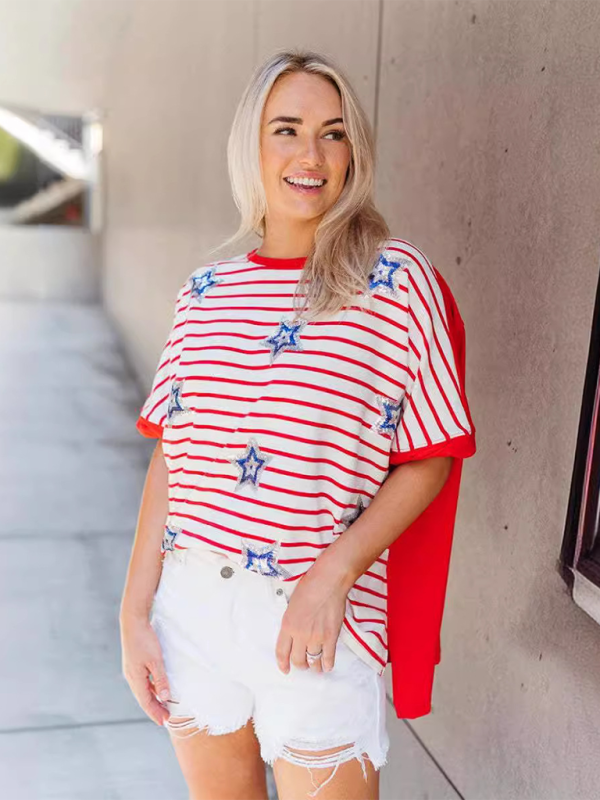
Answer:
[{"left": 285, "top": 177, "right": 325, "bottom": 187}]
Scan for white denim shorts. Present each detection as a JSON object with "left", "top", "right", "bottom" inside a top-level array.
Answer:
[{"left": 149, "top": 545, "right": 389, "bottom": 796}]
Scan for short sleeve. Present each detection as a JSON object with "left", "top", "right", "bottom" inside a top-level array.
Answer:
[
  {"left": 135, "top": 279, "right": 191, "bottom": 439},
  {"left": 389, "top": 255, "right": 476, "bottom": 465}
]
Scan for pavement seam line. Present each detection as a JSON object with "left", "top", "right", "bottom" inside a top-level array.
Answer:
[{"left": 0, "top": 717, "right": 154, "bottom": 736}]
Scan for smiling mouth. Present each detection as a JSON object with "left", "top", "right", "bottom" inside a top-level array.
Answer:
[{"left": 283, "top": 177, "right": 327, "bottom": 193}]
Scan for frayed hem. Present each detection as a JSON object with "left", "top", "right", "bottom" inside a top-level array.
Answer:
[
  {"left": 164, "top": 712, "right": 252, "bottom": 740},
  {"left": 264, "top": 737, "right": 389, "bottom": 798}
]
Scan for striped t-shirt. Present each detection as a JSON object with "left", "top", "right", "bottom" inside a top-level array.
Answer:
[{"left": 136, "top": 237, "right": 476, "bottom": 675}]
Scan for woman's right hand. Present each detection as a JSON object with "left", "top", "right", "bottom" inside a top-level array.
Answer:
[{"left": 120, "top": 613, "right": 172, "bottom": 727}]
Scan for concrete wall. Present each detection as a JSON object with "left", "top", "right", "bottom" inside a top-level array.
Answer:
[
  {"left": 7, "top": 0, "right": 600, "bottom": 796},
  {"left": 100, "top": 0, "right": 381, "bottom": 383},
  {"left": 0, "top": 225, "right": 99, "bottom": 301},
  {"left": 0, "top": 0, "right": 131, "bottom": 115}
]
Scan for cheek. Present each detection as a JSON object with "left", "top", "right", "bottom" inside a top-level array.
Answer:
[
  {"left": 329, "top": 163, "right": 351, "bottom": 192},
  {"left": 262, "top": 139, "right": 292, "bottom": 173},
  {"left": 329, "top": 150, "right": 351, "bottom": 183}
]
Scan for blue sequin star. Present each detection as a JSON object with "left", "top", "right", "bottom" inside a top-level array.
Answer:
[
  {"left": 240, "top": 539, "right": 291, "bottom": 579},
  {"left": 372, "top": 394, "right": 404, "bottom": 437},
  {"left": 230, "top": 438, "right": 272, "bottom": 491},
  {"left": 162, "top": 524, "right": 182, "bottom": 552},
  {"left": 367, "top": 254, "right": 407, "bottom": 297},
  {"left": 189, "top": 268, "right": 222, "bottom": 303},
  {"left": 261, "top": 317, "right": 307, "bottom": 363},
  {"left": 167, "top": 380, "right": 190, "bottom": 421}
]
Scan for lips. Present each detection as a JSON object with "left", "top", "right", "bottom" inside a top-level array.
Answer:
[
  {"left": 283, "top": 176, "right": 327, "bottom": 185},
  {"left": 283, "top": 177, "right": 327, "bottom": 194}
]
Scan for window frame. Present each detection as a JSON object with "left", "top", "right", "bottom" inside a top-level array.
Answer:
[{"left": 560, "top": 264, "right": 600, "bottom": 623}]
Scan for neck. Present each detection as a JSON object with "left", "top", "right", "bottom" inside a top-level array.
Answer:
[{"left": 258, "top": 217, "right": 318, "bottom": 259}]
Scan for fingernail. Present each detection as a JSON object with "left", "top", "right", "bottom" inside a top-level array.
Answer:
[{"left": 159, "top": 689, "right": 169, "bottom": 701}]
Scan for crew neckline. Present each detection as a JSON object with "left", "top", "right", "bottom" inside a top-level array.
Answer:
[{"left": 247, "top": 248, "right": 307, "bottom": 268}]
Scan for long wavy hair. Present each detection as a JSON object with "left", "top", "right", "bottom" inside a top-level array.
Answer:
[{"left": 207, "top": 48, "right": 390, "bottom": 321}]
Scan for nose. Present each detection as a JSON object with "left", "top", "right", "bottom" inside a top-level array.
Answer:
[{"left": 300, "top": 137, "right": 324, "bottom": 167}]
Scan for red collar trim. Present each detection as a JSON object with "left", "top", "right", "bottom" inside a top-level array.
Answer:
[{"left": 247, "top": 248, "right": 307, "bottom": 269}]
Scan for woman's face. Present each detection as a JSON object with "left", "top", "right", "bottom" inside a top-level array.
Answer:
[{"left": 259, "top": 71, "right": 352, "bottom": 225}]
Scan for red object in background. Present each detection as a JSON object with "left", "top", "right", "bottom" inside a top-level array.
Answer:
[
  {"left": 386, "top": 266, "right": 477, "bottom": 719},
  {"left": 64, "top": 202, "right": 80, "bottom": 223}
]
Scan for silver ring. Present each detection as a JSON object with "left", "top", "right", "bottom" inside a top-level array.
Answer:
[{"left": 306, "top": 648, "right": 323, "bottom": 663}]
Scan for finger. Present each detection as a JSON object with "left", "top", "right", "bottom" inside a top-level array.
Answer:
[
  {"left": 321, "top": 638, "right": 336, "bottom": 673},
  {"left": 132, "top": 672, "right": 170, "bottom": 726},
  {"left": 307, "top": 648, "right": 323, "bottom": 673},
  {"left": 275, "top": 628, "right": 293, "bottom": 674},
  {"left": 148, "top": 659, "right": 171, "bottom": 703},
  {"left": 143, "top": 677, "right": 171, "bottom": 726},
  {"left": 290, "top": 637, "right": 309, "bottom": 670}
]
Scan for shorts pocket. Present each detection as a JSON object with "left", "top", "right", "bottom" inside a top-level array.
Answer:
[
  {"left": 332, "top": 637, "right": 376, "bottom": 682},
  {"left": 158, "top": 548, "right": 234, "bottom": 617},
  {"left": 152, "top": 551, "right": 191, "bottom": 620}
]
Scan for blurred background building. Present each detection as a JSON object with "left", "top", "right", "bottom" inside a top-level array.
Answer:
[
  {"left": 0, "top": 102, "right": 101, "bottom": 300},
  {"left": 1, "top": 1, "right": 600, "bottom": 799}
]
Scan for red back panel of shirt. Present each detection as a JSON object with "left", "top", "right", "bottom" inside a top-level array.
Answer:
[{"left": 386, "top": 266, "right": 476, "bottom": 719}]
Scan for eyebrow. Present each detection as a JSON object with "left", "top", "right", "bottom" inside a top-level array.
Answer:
[{"left": 267, "top": 115, "right": 344, "bottom": 127}]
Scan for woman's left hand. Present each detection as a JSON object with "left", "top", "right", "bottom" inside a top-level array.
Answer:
[{"left": 275, "top": 567, "right": 349, "bottom": 674}]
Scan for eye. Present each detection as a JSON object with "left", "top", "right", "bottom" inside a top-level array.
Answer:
[
  {"left": 324, "top": 130, "right": 346, "bottom": 141},
  {"left": 273, "top": 127, "right": 346, "bottom": 141}
]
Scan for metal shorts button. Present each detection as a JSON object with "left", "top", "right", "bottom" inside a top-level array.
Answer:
[{"left": 220, "top": 566, "right": 234, "bottom": 579}]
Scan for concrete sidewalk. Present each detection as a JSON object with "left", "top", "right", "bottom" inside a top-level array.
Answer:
[{"left": 0, "top": 300, "right": 190, "bottom": 799}]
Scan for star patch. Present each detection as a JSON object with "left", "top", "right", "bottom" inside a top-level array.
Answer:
[
  {"left": 167, "top": 379, "right": 190, "bottom": 422},
  {"left": 372, "top": 394, "right": 404, "bottom": 437},
  {"left": 230, "top": 438, "right": 272, "bottom": 491},
  {"left": 189, "top": 268, "right": 222, "bottom": 303},
  {"left": 240, "top": 539, "right": 291, "bottom": 579},
  {"left": 261, "top": 316, "right": 307, "bottom": 363},
  {"left": 340, "top": 496, "right": 367, "bottom": 531},
  {"left": 366, "top": 254, "right": 407, "bottom": 298},
  {"left": 162, "top": 524, "right": 182, "bottom": 552}
]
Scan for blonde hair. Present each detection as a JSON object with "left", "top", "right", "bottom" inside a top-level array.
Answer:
[{"left": 207, "top": 48, "right": 390, "bottom": 321}]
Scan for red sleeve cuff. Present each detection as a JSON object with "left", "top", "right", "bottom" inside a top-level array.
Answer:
[
  {"left": 389, "top": 431, "right": 476, "bottom": 466},
  {"left": 136, "top": 415, "right": 164, "bottom": 439}
]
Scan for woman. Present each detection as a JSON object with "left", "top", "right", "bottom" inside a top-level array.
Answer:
[{"left": 120, "top": 49, "right": 476, "bottom": 800}]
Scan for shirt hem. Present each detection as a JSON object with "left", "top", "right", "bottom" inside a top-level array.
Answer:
[
  {"left": 390, "top": 431, "right": 476, "bottom": 465},
  {"left": 339, "top": 626, "right": 387, "bottom": 676}
]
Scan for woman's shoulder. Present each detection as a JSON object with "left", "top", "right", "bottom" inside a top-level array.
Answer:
[
  {"left": 186, "top": 252, "right": 249, "bottom": 281},
  {"left": 379, "top": 236, "right": 438, "bottom": 281},
  {"left": 381, "top": 236, "right": 461, "bottom": 320},
  {"left": 175, "top": 252, "right": 251, "bottom": 302}
]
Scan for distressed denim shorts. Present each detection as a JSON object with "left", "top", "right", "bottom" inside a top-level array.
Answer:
[{"left": 149, "top": 546, "right": 389, "bottom": 796}]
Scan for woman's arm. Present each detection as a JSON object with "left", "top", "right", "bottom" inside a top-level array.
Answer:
[
  {"left": 275, "top": 456, "right": 453, "bottom": 673},
  {"left": 308, "top": 456, "right": 454, "bottom": 593},
  {"left": 119, "top": 439, "right": 172, "bottom": 726},
  {"left": 120, "top": 439, "right": 169, "bottom": 622}
]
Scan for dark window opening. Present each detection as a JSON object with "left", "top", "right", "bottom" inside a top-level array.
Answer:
[{"left": 560, "top": 263, "right": 600, "bottom": 591}]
